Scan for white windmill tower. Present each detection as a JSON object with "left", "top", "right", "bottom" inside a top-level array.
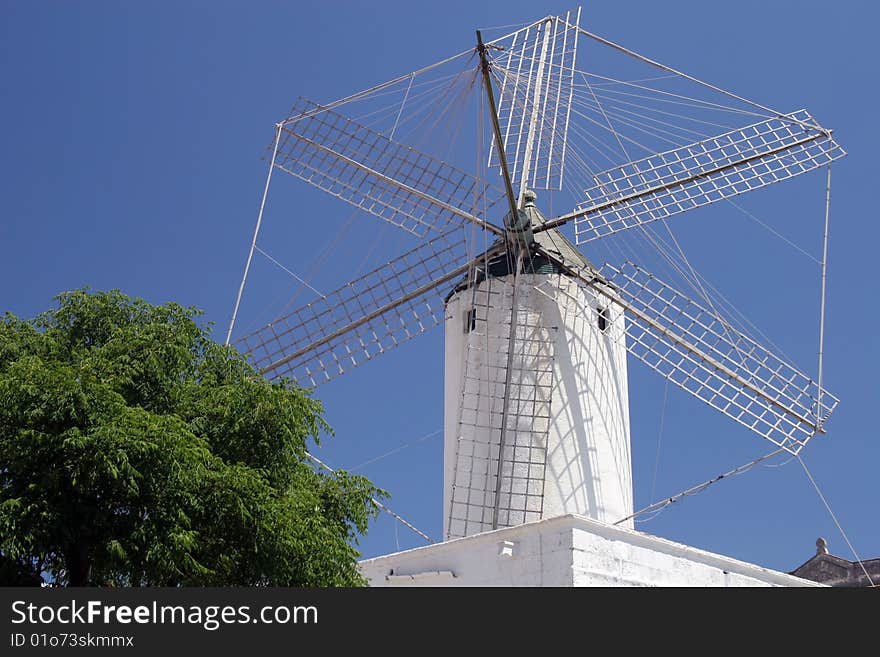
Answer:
[
  {"left": 227, "top": 8, "right": 844, "bottom": 585},
  {"left": 442, "top": 186, "right": 634, "bottom": 538}
]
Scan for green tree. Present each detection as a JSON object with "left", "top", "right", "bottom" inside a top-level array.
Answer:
[{"left": 0, "top": 289, "right": 383, "bottom": 586}]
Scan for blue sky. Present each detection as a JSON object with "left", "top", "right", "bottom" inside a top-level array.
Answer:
[{"left": 2, "top": 0, "right": 877, "bottom": 575}]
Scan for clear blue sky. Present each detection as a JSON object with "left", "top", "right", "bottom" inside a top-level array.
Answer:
[{"left": 2, "top": 0, "right": 877, "bottom": 574}]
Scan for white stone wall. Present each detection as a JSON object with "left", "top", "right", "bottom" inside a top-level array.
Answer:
[
  {"left": 360, "top": 514, "right": 821, "bottom": 587},
  {"left": 443, "top": 272, "right": 633, "bottom": 539}
]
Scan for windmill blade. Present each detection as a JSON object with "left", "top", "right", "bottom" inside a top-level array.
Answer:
[
  {"left": 447, "top": 270, "right": 556, "bottom": 538},
  {"left": 237, "top": 229, "right": 494, "bottom": 388},
  {"left": 534, "top": 247, "right": 838, "bottom": 455},
  {"left": 276, "top": 98, "right": 504, "bottom": 238},
  {"left": 487, "top": 9, "right": 580, "bottom": 193},
  {"left": 535, "top": 110, "right": 845, "bottom": 242}
]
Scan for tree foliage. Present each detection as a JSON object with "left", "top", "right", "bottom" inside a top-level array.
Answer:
[{"left": 0, "top": 290, "right": 383, "bottom": 586}]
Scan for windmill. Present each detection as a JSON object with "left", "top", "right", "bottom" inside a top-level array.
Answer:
[{"left": 225, "top": 8, "right": 844, "bottom": 544}]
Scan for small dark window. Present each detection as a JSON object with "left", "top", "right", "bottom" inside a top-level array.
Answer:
[
  {"left": 597, "top": 307, "right": 608, "bottom": 332},
  {"left": 464, "top": 307, "right": 477, "bottom": 333}
]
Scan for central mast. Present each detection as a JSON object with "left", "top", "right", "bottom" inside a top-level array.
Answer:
[{"left": 476, "top": 29, "right": 523, "bottom": 530}]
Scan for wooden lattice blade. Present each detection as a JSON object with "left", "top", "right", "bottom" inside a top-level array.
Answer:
[
  {"left": 276, "top": 98, "right": 504, "bottom": 238},
  {"left": 237, "top": 229, "right": 490, "bottom": 388},
  {"left": 553, "top": 110, "right": 846, "bottom": 243},
  {"left": 447, "top": 275, "right": 555, "bottom": 538},
  {"left": 486, "top": 9, "right": 580, "bottom": 193},
  {"left": 535, "top": 247, "right": 838, "bottom": 455}
]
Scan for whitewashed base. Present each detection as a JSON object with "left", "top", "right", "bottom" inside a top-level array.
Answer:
[{"left": 359, "top": 514, "right": 820, "bottom": 587}]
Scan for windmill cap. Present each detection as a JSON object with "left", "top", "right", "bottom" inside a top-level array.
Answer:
[{"left": 444, "top": 193, "right": 607, "bottom": 304}]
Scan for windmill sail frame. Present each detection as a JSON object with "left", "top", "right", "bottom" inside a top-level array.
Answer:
[
  {"left": 534, "top": 246, "right": 838, "bottom": 454},
  {"left": 277, "top": 99, "right": 505, "bottom": 238},
  {"left": 487, "top": 8, "right": 581, "bottom": 195},
  {"left": 569, "top": 110, "right": 845, "bottom": 243},
  {"left": 237, "top": 229, "right": 489, "bottom": 387}
]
